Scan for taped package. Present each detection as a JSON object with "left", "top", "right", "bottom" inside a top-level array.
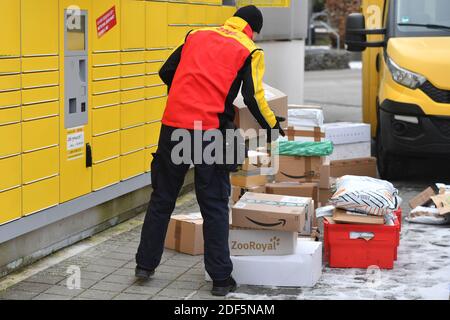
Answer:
[{"left": 330, "top": 176, "right": 400, "bottom": 216}]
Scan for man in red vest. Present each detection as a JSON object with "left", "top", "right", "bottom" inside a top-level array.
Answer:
[{"left": 135, "top": 5, "right": 285, "bottom": 296}]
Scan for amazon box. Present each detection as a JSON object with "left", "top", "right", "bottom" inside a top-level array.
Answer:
[
  {"left": 234, "top": 83, "right": 287, "bottom": 137},
  {"left": 165, "top": 213, "right": 204, "bottom": 255},
  {"left": 231, "top": 185, "right": 265, "bottom": 204},
  {"left": 232, "top": 192, "right": 310, "bottom": 232},
  {"left": 229, "top": 228, "right": 298, "bottom": 256},
  {"left": 275, "top": 155, "right": 323, "bottom": 183}
]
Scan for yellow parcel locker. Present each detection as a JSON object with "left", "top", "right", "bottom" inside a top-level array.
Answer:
[
  {"left": 121, "top": 0, "right": 146, "bottom": 51},
  {"left": 145, "top": 84, "right": 166, "bottom": 98},
  {"left": 168, "top": 2, "right": 188, "bottom": 25},
  {"left": 21, "top": 56, "right": 59, "bottom": 73},
  {"left": 93, "top": 157, "right": 120, "bottom": 190},
  {"left": 167, "top": 26, "right": 188, "bottom": 48},
  {"left": 188, "top": 3, "right": 206, "bottom": 26},
  {"left": 145, "top": 97, "right": 166, "bottom": 122},
  {"left": 121, "top": 100, "right": 145, "bottom": 128},
  {"left": 92, "top": 0, "right": 121, "bottom": 53},
  {"left": 92, "top": 104, "right": 120, "bottom": 135},
  {"left": 121, "top": 88, "right": 145, "bottom": 104},
  {"left": 93, "top": 78, "right": 121, "bottom": 95},
  {"left": 0, "top": 122, "right": 21, "bottom": 158},
  {"left": 22, "top": 86, "right": 59, "bottom": 106},
  {"left": 92, "top": 131, "right": 120, "bottom": 163},
  {"left": 205, "top": 5, "right": 222, "bottom": 26},
  {"left": 0, "top": 0, "right": 21, "bottom": 58},
  {"left": 145, "top": 73, "right": 162, "bottom": 87},
  {"left": 120, "top": 149, "right": 145, "bottom": 180},
  {"left": 0, "top": 155, "right": 21, "bottom": 192},
  {"left": 146, "top": 1, "right": 168, "bottom": 49},
  {"left": 0, "top": 59, "right": 21, "bottom": 75},
  {"left": 21, "top": 71, "right": 59, "bottom": 90},
  {"left": 144, "top": 145, "right": 158, "bottom": 172},
  {"left": 0, "top": 107, "right": 21, "bottom": 126},
  {"left": 145, "top": 50, "right": 167, "bottom": 63},
  {"left": 21, "top": 0, "right": 59, "bottom": 56},
  {"left": 144, "top": 121, "right": 161, "bottom": 147},
  {"left": 92, "top": 91, "right": 120, "bottom": 108},
  {"left": 222, "top": 6, "right": 236, "bottom": 22},
  {"left": 121, "top": 63, "right": 146, "bottom": 78},
  {"left": 22, "top": 101, "right": 59, "bottom": 121},
  {"left": 121, "top": 125, "right": 145, "bottom": 154},
  {"left": 146, "top": 61, "right": 162, "bottom": 75},
  {"left": 22, "top": 116, "right": 59, "bottom": 152},
  {"left": 22, "top": 146, "right": 59, "bottom": 184},
  {"left": 0, "top": 187, "right": 22, "bottom": 225},
  {"left": 0, "top": 90, "right": 21, "bottom": 109},
  {"left": 23, "top": 176, "right": 59, "bottom": 216},
  {"left": 0, "top": 74, "right": 21, "bottom": 92},
  {"left": 92, "top": 52, "right": 121, "bottom": 67},
  {"left": 92, "top": 65, "right": 121, "bottom": 81}
]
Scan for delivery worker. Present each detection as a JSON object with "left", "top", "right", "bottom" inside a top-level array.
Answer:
[{"left": 135, "top": 5, "right": 285, "bottom": 296}]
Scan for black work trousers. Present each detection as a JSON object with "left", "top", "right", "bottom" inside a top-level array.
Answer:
[{"left": 136, "top": 124, "right": 232, "bottom": 281}]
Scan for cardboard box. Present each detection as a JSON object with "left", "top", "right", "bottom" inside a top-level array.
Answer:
[
  {"left": 431, "top": 194, "right": 450, "bottom": 215},
  {"left": 323, "top": 122, "right": 371, "bottom": 145},
  {"left": 206, "top": 241, "right": 322, "bottom": 287},
  {"left": 328, "top": 142, "right": 371, "bottom": 161},
  {"left": 165, "top": 213, "right": 204, "bottom": 255},
  {"left": 333, "top": 209, "right": 384, "bottom": 225},
  {"left": 319, "top": 188, "right": 333, "bottom": 207},
  {"left": 232, "top": 192, "right": 310, "bottom": 232},
  {"left": 275, "top": 155, "right": 323, "bottom": 183},
  {"left": 234, "top": 84, "right": 287, "bottom": 135},
  {"left": 231, "top": 169, "right": 268, "bottom": 188},
  {"left": 241, "top": 150, "right": 271, "bottom": 172},
  {"left": 231, "top": 185, "right": 265, "bottom": 204},
  {"left": 409, "top": 187, "right": 435, "bottom": 209},
  {"left": 229, "top": 228, "right": 298, "bottom": 256},
  {"left": 285, "top": 126, "right": 325, "bottom": 143},
  {"left": 330, "top": 157, "right": 378, "bottom": 178}
]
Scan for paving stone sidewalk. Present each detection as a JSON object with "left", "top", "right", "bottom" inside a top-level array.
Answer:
[{"left": 0, "top": 189, "right": 449, "bottom": 300}]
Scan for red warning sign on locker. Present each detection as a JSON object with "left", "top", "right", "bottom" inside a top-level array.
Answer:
[{"left": 96, "top": 6, "right": 117, "bottom": 38}]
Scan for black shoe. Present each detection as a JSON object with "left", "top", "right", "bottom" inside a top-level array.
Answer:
[
  {"left": 135, "top": 266, "right": 155, "bottom": 280},
  {"left": 211, "top": 276, "right": 237, "bottom": 297}
]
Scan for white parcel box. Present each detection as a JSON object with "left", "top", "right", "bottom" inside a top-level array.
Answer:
[
  {"left": 229, "top": 229, "right": 298, "bottom": 256},
  {"left": 206, "top": 240, "right": 322, "bottom": 287}
]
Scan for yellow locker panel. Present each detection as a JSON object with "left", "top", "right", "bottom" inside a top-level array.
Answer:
[
  {"left": 23, "top": 176, "right": 59, "bottom": 216},
  {"left": 145, "top": 97, "right": 166, "bottom": 123},
  {"left": 120, "top": 149, "right": 145, "bottom": 180},
  {"left": 222, "top": 6, "right": 236, "bottom": 22},
  {"left": 121, "top": 63, "right": 146, "bottom": 77},
  {"left": 22, "top": 116, "right": 59, "bottom": 152},
  {"left": 0, "top": 0, "right": 20, "bottom": 58},
  {"left": 22, "top": 146, "right": 59, "bottom": 184},
  {"left": 92, "top": 131, "right": 120, "bottom": 163},
  {"left": 145, "top": 84, "right": 166, "bottom": 98},
  {"left": 121, "top": 0, "right": 146, "bottom": 50},
  {"left": 145, "top": 73, "right": 163, "bottom": 87},
  {"left": 0, "top": 90, "right": 21, "bottom": 109},
  {"left": 21, "top": 0, "right": 59, "bottom": 56},
  {"left": 168, "top": 2, "right": 188, "bottom": 25},
  {"left": 21, "top": 56, "right": 59, "bottom": 73},
  {"left": 188, "top": 4, "right": 206, "bottom": 26},
  {"left": 121, "top": 75, "right": 145, "bottom": 90},
  {"left": 0, "top": 123, "right": 21, "bottom": 158},
  {"left": 121, "top": 125, "right": 145, "bottom": 154},
  {"left": 168, "top": 26, "right": 188, "bottom": 48},
  {"left": 21, "top": 71, "right": 59, "bottom": 90},
  {"left": 93, "top": 78, "right": 121, "bottom": 95},
  {"left": 205, "top": 5, "right": 222, "bottom": 26},
  {"left": 146, "top": 1, "right": 168, "bottom": 49},
  {"left": 0, "top": 107, "right": 21, "bottom": 126},
  {"left": 121, "top": 100, "right": 145, "bottom": 128},
  {"left": 93, "top": 65, "right": 121, "bottom": 80},
  {"left": 92, "top": 0, "right": 121, "bottom": 52},
  {"left": 121, "top": 88, "right": 145, "bottom": 103},
  {"left": 121, "top": 51, "right": 146, "bottom": 64},
  {"left": 0, "top": 59, "right": 21, "bottom": 75},
  {"left": 92, "top": 104, "right": 120, "bottom": 135},
  {"left": 0, "top": 187, "right": 22, "bottom": 225},
  {"left": 92, "top": 91, "right": 120, "bottom": 108},
  {"left": 144, "top": 121, "right": 161, "bottom": 147},
  {"left": 22, "top": 101, "right": 59, "bottom": 121},
  {"left": 0, "top": 74, "right": 21, "bottom": 92},
  {"left": 22, "top": 86, "right": 59, "bottom": 105},
  {"left": 145, "top": 50, "right": 167, "bottom": 62},
  {"left": 144, "top": 145, "right": 158, "bottom": 172},
  {"left": 0, "top": 155, "right": 21, "bottom": 192},
  {"left": 92, "top": 52, "right": 121, "bottom": 67},
  {"left": 93, "top": 157, "right": 120, "bottom": 191},
  {"left": 146, "top": 62, "right": 161, "bottom": 75}
]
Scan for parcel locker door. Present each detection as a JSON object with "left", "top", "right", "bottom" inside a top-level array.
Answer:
[{"left": 60, "top": 1, "right": 93, "bottom": 202}]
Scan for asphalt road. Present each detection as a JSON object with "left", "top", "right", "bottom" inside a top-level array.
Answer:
[{"left": 304, "top": 69, "right": 450, "bottom": 208}]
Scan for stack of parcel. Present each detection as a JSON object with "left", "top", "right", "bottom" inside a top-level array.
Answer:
[{"left": 407, "top": 185, "right": 450, "bottom": 225}]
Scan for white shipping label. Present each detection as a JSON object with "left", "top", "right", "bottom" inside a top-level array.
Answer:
[
  {"left": 280, "top": 196, "right": 310, "bottom": 204},
  {"left": 67, "top": 129, "right": 84, "bottom": 151}
]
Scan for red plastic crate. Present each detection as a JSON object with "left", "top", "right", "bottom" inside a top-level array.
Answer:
[
  {"left": 324, "top": 218, "right": 400, "bottom": 269},
  {"left": 395, "top": 208, "right": 402, "bottom": 231}
]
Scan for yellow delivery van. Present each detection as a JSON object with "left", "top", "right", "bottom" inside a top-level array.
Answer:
[{"left": 345, "top": 0, "right": 450, "bottom": 179}]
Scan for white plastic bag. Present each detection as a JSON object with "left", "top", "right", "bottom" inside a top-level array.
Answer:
[
  {"left": 330, "top": 176, "right": 400, "bottom": 216},
  {"left": 406, "top": 206, "right": 450, "bottom": 225},
  {"left": 288, "top": 108, "right": 324, "bottom": 128}
]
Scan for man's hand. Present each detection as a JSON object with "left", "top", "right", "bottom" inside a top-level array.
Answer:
[{"left": 267, "top": 116, "right": 286, "bottom": 142}]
